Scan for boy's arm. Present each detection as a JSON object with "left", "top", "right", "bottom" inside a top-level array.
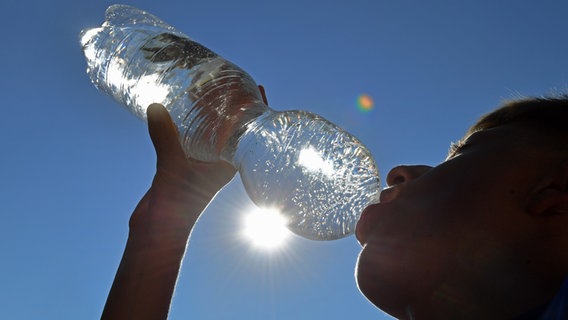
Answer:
[{"left": 101, "top": 104, "right": 236, "bottom": 320}]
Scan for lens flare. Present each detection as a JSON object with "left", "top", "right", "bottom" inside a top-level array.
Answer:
[{"left": 357, "top": 94, "right": 374, "bottom": 112}]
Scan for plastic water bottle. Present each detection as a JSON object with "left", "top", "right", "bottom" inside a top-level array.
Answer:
[{"left": 80, "top": 4, "right": 380, "bottom": 240}]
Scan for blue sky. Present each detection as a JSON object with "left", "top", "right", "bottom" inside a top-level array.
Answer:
[{"left": 1, "top": 1, "right": 567, "bottom": 319}]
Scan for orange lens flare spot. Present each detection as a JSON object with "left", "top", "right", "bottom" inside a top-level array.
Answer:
[{"left": 357, "top": 94, "right": 374, "bottom": 112}]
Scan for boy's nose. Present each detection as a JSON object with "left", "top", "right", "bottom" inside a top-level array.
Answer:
[{"left": 386, "top": 165, "right": 432, "bottom": 187}]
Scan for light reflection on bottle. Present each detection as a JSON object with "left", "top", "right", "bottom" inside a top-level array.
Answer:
[{"left": 298, "top": 148, "right": 335, "bottom": 177}]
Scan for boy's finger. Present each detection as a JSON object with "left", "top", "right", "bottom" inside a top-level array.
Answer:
[
  {"left": 147, "top": 103, "right": 185, "bottom": 165},
  {"left": 258, "top": 85, "right": 268, "bottom": 105}
]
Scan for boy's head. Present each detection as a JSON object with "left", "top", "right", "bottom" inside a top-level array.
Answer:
[{"left": 355, "top": 96, "right": 568, "bottom": 319}]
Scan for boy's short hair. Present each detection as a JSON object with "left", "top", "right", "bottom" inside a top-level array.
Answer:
[
  {"left": 448, "top": 96, "right": 568, "bottom": 156},
  {"left": 469, "top": 95, "right": 568, "bottom": 135}
]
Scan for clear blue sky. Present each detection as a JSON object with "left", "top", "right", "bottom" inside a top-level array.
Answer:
[{"left": 1, "top": 0, "right": 567, "bottom": 319}]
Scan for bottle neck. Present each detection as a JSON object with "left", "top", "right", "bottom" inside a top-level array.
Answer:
[{"left": 222, "top": 107, "right": 276, "bottom": 167}]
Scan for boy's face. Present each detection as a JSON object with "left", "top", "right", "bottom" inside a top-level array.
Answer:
[{"left": 355, "top": 124, "right": 542, "bottom": 318}]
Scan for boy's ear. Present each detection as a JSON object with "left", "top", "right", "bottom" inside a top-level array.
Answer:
[{"left": 526, "top": 161, "right": 568, "bottom": 216}]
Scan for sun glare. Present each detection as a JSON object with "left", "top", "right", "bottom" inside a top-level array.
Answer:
[
  {"left": 298, "top": 147, "right": 335, "bottom": 176},
  {"left": 243, "top": 208, "right": 291, "bottom": 249}
]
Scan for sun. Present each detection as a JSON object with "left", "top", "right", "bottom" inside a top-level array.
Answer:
[{"left": 242, "top": 207, "right": 291, "bottom": 249}]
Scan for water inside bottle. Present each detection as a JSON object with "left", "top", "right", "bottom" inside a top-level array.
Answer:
[{"left": 236, "top": 110, "right": 379, "bottom": 240}]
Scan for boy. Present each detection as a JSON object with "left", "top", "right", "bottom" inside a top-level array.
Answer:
[{"left": 102, "top": 95, "right": 568, "bottom": 319}]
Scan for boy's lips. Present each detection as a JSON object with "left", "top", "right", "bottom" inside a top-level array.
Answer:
[
  {"left": 356, "top": 203, "right": 383, "bottom": 246},
  {"left": 356, "top": 187, "right": 400, "bottom": 246}
]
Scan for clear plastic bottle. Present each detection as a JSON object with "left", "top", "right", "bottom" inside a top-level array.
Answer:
[{"left": 80, "top": 4, "right": 380, "bottom": 240}]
